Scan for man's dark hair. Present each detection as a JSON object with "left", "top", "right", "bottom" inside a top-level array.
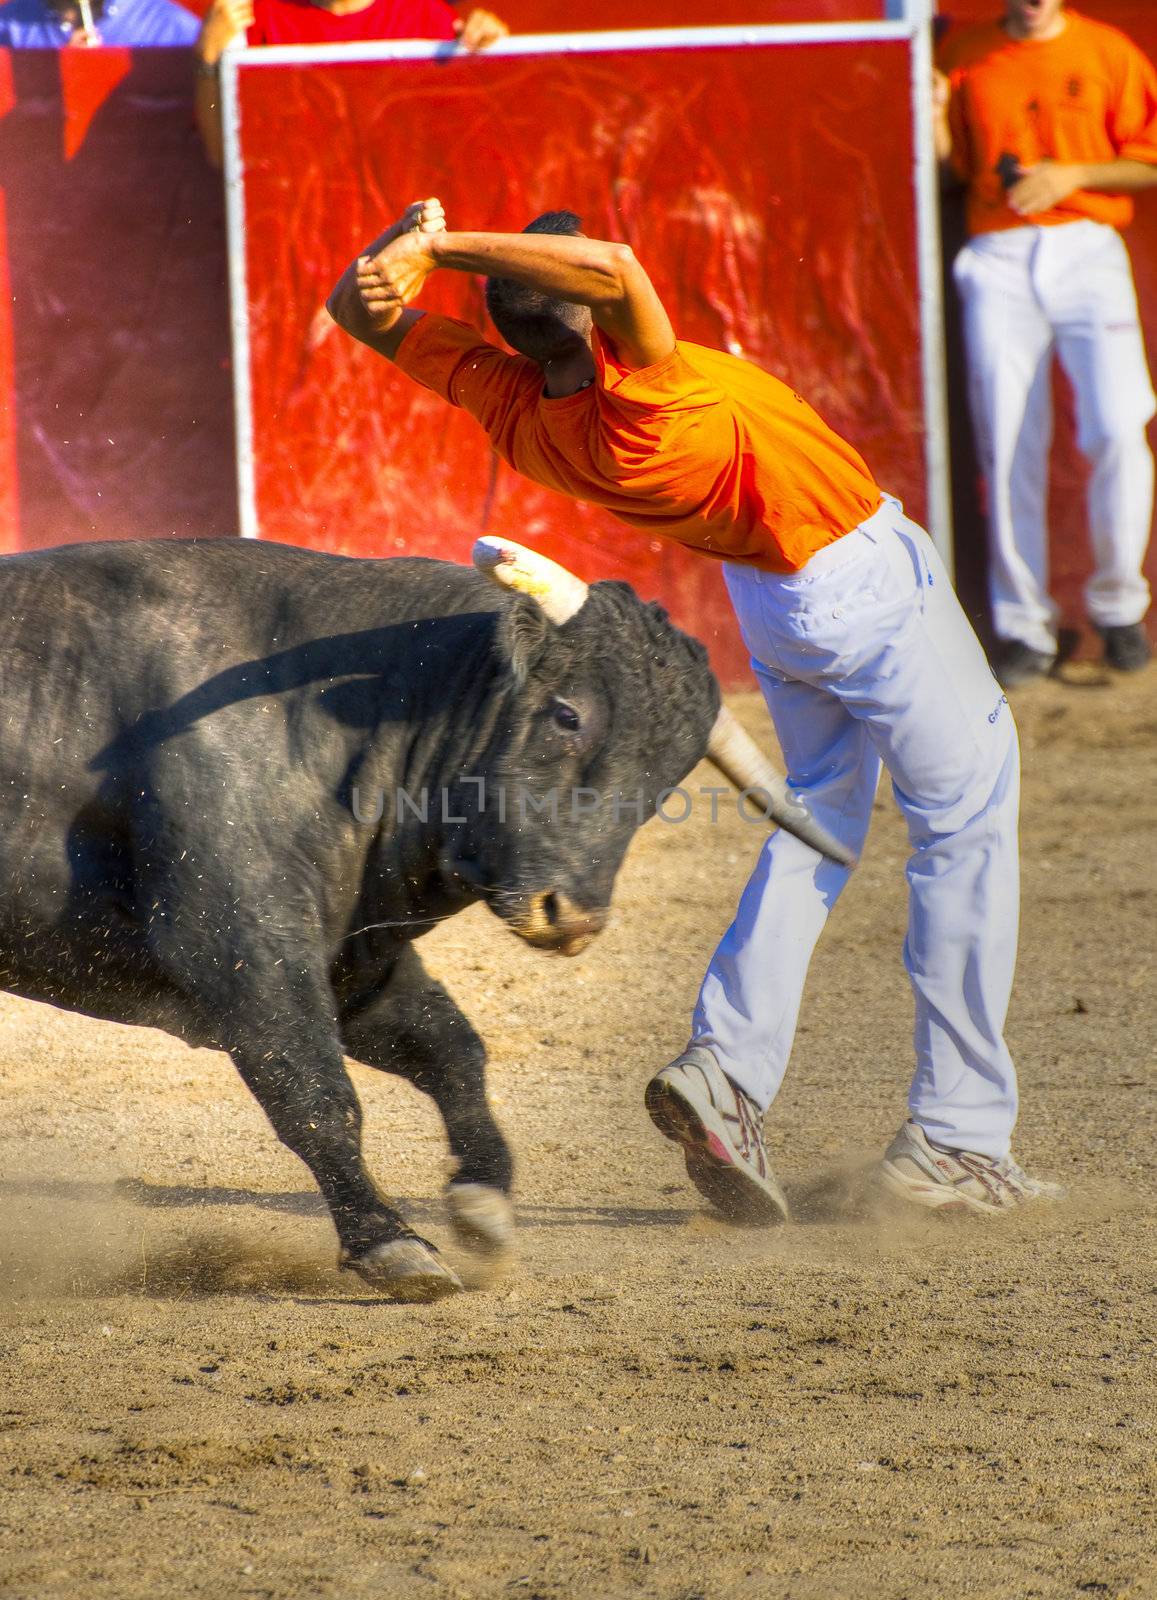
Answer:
[{"left": 485, "top": 210, "right": 593, "bottom": 364}]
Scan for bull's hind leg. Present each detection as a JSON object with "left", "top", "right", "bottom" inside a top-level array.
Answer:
[{"left": 341, "top": 946, "right": 515, "bottom": 1257}]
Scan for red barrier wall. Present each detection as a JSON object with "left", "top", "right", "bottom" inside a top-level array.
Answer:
[
  {"left": 173, "top": 0, "right": 889, "bottom": 24},
  {"left": 237, "top": 37, "right": 922, "bottom": 685},
  {"left": 495, "top": 2, "right": 888, "bottom": 27},
  {"left": 937, "top": 1, "right": 1157, "bottom": 646},
  {"left": 0, "top": 48, "right": 235, "bottom": 553}
]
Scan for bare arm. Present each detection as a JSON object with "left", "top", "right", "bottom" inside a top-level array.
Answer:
[
  {"left": 193, "top": 72, "right": 223, "bottom": 171},
  {"left": 1008, "top": 156, "right": 1157, "bottom": 216},
  {"left": 343, "top": 214, "right": 677, "bottom": 371},
  {"left": 932, "top": 69, "right": 954, "bottom": 170},
  {"left": 193, "top": 0, "right": 253, "bottom": 170},
  {"left": 1070, "top": 157, "right": 1157, "bottom": 193}
]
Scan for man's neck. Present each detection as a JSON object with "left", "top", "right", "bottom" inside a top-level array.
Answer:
[
  {"left": 1003, "top": 9, "right": 1069, "bottom": 43},
  {"left": 541, "top": 347, "right": 597, "bottom": 398},
  {"left": 308, "top": 0, "right": 376, "bottom": 15}
]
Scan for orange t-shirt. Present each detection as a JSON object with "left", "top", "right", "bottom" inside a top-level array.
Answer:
[
  {"left": 939, "top": 11, "right": 1157, "bottom": 236},
  {"left": 392, "top": 315, "right": 881, "bottom": 573}
]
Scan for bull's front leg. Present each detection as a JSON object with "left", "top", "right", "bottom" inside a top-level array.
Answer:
[
  {"left": 132, "top": 782, "right": 462, "bottom": 1301},
  {"left": 221, "top": 962, "right": 464, "bottom": 1302},
  {"left": 340, "top": 945, "right": 515, "bottom": 1258}
]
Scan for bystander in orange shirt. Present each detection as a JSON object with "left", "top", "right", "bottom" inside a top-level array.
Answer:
[{"left": 940, "top": 9, "right": 1157, "bottom": 235}]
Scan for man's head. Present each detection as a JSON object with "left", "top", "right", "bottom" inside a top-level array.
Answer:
[
  {"left": 485, "top": 211, "right": 595, "bottom": 364},
  {"left": 1003, "top": 0, "right": 1066, "bottom": 41}
]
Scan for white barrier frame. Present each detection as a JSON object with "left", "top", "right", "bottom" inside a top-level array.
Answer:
[{"left": 221, "top": 11, "right": 954, "bottom": 572}]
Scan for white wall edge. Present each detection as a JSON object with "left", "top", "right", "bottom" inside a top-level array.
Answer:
[
  {"left": 221, "top": 43, "right": 260, "bottom": 540},
  {"left": 231, "top": 21, "right": 914, "bottom": 69},
  {"left": 908, "top": 4, "right": 955, "bottom": 574}
]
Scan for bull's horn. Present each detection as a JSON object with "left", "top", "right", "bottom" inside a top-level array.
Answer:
[
  {"left": 707, "top": 706, "right": 858, "bottom": 869},
  {"left": 472, "top": 537, "right": 589, "bottom": 625}
]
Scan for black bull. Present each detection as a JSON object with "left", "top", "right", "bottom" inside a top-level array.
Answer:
[{"left": 0, "top": 539, "right": 723, "bottom": 1299}]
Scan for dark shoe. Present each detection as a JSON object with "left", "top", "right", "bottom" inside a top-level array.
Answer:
[
  {"left": 992, "top": 638, "right": 1055, "bottom": 689},
  {"left": 1098, "top": 623, "right": 1151, "bottom": 673}
]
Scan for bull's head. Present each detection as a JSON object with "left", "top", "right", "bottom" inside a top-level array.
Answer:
[{"left": 443, "top": 539, "right": 853, "bottom": 957}]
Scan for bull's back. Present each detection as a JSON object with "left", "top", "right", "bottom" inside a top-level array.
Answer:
[
  {"left": 0, "top": 539, "right": 498, "bottom": 952},
  {"left": 0, "top": 539, "right": 496, "bottom": 761}
]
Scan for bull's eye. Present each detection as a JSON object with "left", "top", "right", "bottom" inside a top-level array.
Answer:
[{"left": 551, "top": 699, "right": 582, "bottom": 733}]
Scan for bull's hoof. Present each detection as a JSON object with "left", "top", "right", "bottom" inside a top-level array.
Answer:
[
  {"left": 447, "top": 1183, "right": 515, "bottom": 1255},
  {"left": 342, "top": 1239, "right": 464, "bottom": 1302}
]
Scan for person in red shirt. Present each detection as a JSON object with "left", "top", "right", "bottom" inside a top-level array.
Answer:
[
  {"left": 193, "top": 0, "right": 507, "bottom": 167},
  {"left": 936, "top": 0, "right": 1157, "bottom": 683},
  {"left": 325, "top": 198, "right": 1065, "bottom": 1221}
]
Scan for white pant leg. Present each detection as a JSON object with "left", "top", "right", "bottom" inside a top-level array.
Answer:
[
  {"left": 1038, "top": 222, "right": 1156, "bottom": 629},
  {"left": 691, "top": 651, "right": 880, "bottom": 1113},
  {"left": 955, "top": 231, "right": 1058, "bottom": 654},
  {"left": 694, "top": 502, "right": 1021, "bottom": 1158},
  {"left": 880, "top": 530, "right": 1021, "bottom": 1158}
]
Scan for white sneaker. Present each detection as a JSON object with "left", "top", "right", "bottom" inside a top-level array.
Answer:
[
  {"left": 878, "top": 1120, "right": 1066, "bottom": 1215},
  {"left": 645, "top": 1047, "right": 789, "bottom": 1225}
]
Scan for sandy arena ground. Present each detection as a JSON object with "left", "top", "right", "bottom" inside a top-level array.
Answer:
[{"left": 0, "top": 674, "right": 1154, "bottom": 1600}]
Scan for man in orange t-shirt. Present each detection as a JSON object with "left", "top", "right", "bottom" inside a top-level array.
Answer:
[
  {"left": 327, "top": 199, "right": 1063, "bottom": 1220},
  {"left": 937, "top": 0, "right": 1157, "bottom": 683}
]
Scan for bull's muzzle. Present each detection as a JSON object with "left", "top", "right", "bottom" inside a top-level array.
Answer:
[{"left": 506, "top": 891, "right": 607, "bottom": 957}]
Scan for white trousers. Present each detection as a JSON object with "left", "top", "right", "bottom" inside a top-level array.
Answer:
[
  {"left": 692, "top": 499, "right": 1021, "bottom": 1159},
  {"left": 955, "top": 220, "right": 1155, "bottom": 654}
]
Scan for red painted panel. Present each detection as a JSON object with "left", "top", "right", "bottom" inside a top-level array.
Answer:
[
  {"left": 0, "top": 48, "right": 235, "bottom": 553},
  {"left": 239, "top": 40, "right": 920, "bottom": 685},
  {"left": 937, "top": 2, "right": 1157, "bottom": 644},
  {"left": 496, "top": 2, "right": 888, "bottom": 28},
  {"left": 178, "top": 0, "right": 886, "bottom": 23}
]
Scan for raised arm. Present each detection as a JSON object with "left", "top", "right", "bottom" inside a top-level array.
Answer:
[
  {"left": 193, "top": 0, "right": 254, "bottom": 171},
  {"left": 338, "top": 209, "right": 677, "bottom": 371},
  {"left": 435, "top": 231, "right": 675, "bottom": 369}
]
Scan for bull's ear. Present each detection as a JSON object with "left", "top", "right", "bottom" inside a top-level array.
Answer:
[{"left": 497, "top": 594, "right": 552, "bottom": 686}]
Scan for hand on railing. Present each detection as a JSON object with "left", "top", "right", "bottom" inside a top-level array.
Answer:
[
  {"left": 195, "top": 0, "right": 255, "bottom": 69},
  {"left": 454, "top": 7, "right": 509, "bottom": 51}
]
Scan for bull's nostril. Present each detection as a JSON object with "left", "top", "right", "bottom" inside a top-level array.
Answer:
[{"left": 508, "top": 891, "right": 608, "bottom": 952}]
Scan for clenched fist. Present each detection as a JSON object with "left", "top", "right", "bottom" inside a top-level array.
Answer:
[{"left": 327, "top": 199, "right": 447, "bottom": 339}]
